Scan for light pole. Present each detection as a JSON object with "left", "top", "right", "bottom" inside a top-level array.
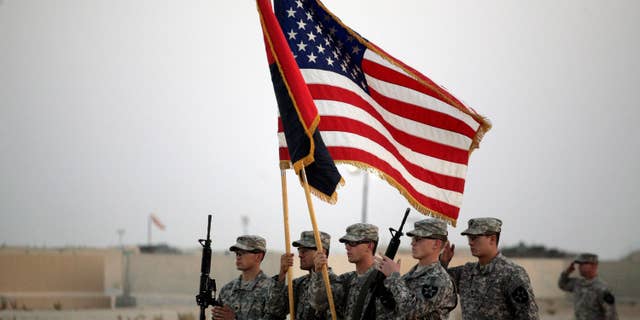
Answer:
[
  {"left": 117, "top": 229, "right": 125, "bottom": 248},
  {"left": 361, "top": 172, "right": 369, "bottom": 223},
  {"left": 241, "top": 215, "right": 249, "bottom": 235},
  {"left": 347, "top": 166, "right": 370, "bottom": 223}
]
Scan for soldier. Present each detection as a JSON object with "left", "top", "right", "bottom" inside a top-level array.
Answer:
[
  {"left": 309, "top": 223, "right": 393, "bottom": 320},
  {"left": 440, "top": 217, "right": 539, "bottom": 320},
  {"left": 212, "top": 235, "right": 281, "bottom": 320},
  {"left": 267, "top": 230, "right": 336, "bottom": 319},
  {"left": 558, "top": 253, "right": 618, "bottom": 320},
  {"left": 377, "top": 218, "right": 457, "bottom": 319}
]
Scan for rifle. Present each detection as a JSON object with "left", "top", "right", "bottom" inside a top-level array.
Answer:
[
  {"left": 195, "top": 214, "right": 221, "bottom": 320},
  {"left": 358, "top": 208, "right": 410, "bottom": 320}
]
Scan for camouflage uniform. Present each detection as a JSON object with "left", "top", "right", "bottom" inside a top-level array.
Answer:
[
  {"left": 447, "top": 218, "right": 539, "bottom": 320},
  {"left": 308, "top": 223, "right": 394, "bottom": 320},
  {"left": 558, "top": 253, "right": 618, "bottom": 320},
  {"left": 267, "top": 231, "right": 335, "bottom": 320},
  {"left": 270, "top": 270, "right": 339, "bottom": 319},
  {"left": 218, "top": 271, "right": 280, "bottom": 320},
  {"left": 218, "top": 235, "right": 282, "bottom": 320},
  {"left": 384, "top": 219, "right": 457, "bottom": 319}
]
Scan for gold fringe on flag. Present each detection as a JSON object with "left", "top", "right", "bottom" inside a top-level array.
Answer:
[
  {"left": 279, "top": 160, "right": 345, "bottom": 204},
  {"left": 337, "top": 160, "right": 459, "bottom": 227}
]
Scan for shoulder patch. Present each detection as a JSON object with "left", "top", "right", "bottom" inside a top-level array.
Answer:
[
  {"left": 422, "top": 285, "right": 439, "bottom": 299},
  {"left": 603, "top": 291, "right": 615, "bottom": 304},
  {"left": 511, "top": 286, "right": 529, "bottom": 304}
]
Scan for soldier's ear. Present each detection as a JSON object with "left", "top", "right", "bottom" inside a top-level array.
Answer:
[
  {"left": 367, "top": 242, "right": 375, "bottom": 252},
  {"left": 434, "top": 239, "right": 443, "bottom": 250},
  {"left": 489, "top": 234, "right": 498, "bottom": 246}
]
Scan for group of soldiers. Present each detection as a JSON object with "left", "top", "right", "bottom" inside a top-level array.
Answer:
[{"left": 209, "top": 217, "right": 618, "bottom": 320}]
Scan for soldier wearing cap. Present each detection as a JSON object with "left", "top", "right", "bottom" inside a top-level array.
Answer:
[
  {"left": 309, "top": 223, "right": 393, "bottom": 320},
  {"left": 267, "top": 230, "right": 336, "bottom": 320},
  {"left": 212, "top": 235, "right": 282, "bottom": 320},
  {"left": 558, "top": 253, "right": 618, "bottom": 320},
  {"left": 440, "top": 217, "right": 539, "bottom": 320},
  {"left": 376, "top": 218, "right": 457, "bottom": 319}
]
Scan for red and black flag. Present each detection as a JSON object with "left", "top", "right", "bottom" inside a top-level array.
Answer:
[{"left": 258, "top": 0, "right": 343, "bottom": 203}]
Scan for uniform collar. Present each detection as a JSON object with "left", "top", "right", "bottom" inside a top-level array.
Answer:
[
  {"left": 407, "top": 261, "right": 439, "bottom": 278},
  {"left": 360, "top": 265, "right": 377, "bottom": 277},
  {"left": 581, "top": 276, "right": 599, "bottom": 286},
  {"left": 474, "top": 252, "right": 504, "bottom": 275},
  {"left": 234, "top": 270, "right": 266, "bottom": 290}
]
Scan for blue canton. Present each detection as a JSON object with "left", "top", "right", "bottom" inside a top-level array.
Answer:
[{"left": 274, "top": 0, "right": 369, "bottom": 92}]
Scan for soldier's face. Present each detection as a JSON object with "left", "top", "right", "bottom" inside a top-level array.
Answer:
[
  {"left": 467, "top": 235, "right": 492, "bottom": 257},
  {"left": 578, "top": 262, "right": 598, "bottom": 279},
  {"left": 235, "top": 250, "right": 261, "bottom": 271},
  {"left": 298, "top": 247, "right": 317, "bottom": 270},
  {"left": 411, "top": 237, "right": 438, "bottom": 260},
  {"left": 345, "top": 241, "right": 371, "bottom": 263}
]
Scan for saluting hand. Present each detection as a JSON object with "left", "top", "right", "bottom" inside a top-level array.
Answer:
[
  {"left": 566, "top": 261, "right": 575, "bottom": 274},
  {"left": 440, "top": 241, "right": 455, "bottom": 265}
]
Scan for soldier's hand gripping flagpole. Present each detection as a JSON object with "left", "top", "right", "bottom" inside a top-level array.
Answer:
[
  {"left": 301, "top": 166, "right": 337, "bottom": 320},
  {"left": 280, "top": 169, "right": 296, "bottom": 319}
]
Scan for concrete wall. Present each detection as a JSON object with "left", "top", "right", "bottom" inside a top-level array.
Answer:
[
  {"left": 0, "top": 248, "right": 117, "bottom": 310},
  {"left": 0, "top": 251, "right": 104, "bottom": 292},
  {"left": 125, "top": 251, "right": 282, "bottom": 306},
  {"left": 590, "top": 259, "right": 640, "bottom": 299}
]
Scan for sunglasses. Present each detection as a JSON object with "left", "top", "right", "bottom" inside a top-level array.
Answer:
[
  {"left": 412, "top": 236, "right": 446, "bottom": 242},
  {"left": 344, "top": 240, "right": 371, "bottom": 247}
]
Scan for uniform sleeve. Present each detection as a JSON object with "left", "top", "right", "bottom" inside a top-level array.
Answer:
[
  {"left": 217, "top": 282, "right": 232, "bottom": 307},
  {"left": 384, "top": 272, "right": 455, "bottom": 319},
  {"left": 558, "top": 271, "right": 577, "bottom": 292},
  {"left": 446, "top": 265, "right": 463, "bottom": 290},
  {"left": 505, "top": 267, "right": 539, "bottom": 320},
  {"left": 261, "top": 277, "right": 286, "bottom": 320},
  {"left": 265, "top": 276, "right": 289, "bottom": 318},
  {"left": 600, "top": 289, "right": 619, "bottom": 320},
  {"left": 383, "top": 272, "right": 415, "bottom": 316},
  {"left": 308, "top": 270, "right": 345, "bottom": 316}
]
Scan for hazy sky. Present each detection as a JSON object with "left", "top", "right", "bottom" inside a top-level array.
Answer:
[{"left": 1, "top": 0, "right": 639, "bottom": 260}]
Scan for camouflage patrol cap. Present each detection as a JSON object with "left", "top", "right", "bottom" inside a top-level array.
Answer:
[
  {"left": 292, "top": 231, "right": 331, "bottom": 250},
  {"left": 574, "top": 253, "right": 598, "bottom": 264},
  {"left": 406, "top": 218, "right": 448, "bottom": 239},
  {"left": 460, "top": 217, "right": 502, "bottom": 236},
  {"left": 339, "top": 223, "right": 379, "bottom": 243},
  {"left": 229, "top": 235, "right": 266, "bottom": 253}
]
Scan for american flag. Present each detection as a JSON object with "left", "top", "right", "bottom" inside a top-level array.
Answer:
[{"left": 259, "top": 0, "right": 491, "bottom": 224}]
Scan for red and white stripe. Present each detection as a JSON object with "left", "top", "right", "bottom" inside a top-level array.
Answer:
[{"left": 279, "top": 48, "right": 487, "bottom": 221}]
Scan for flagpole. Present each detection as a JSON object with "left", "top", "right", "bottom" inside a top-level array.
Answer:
[
  {"left": 300, "top": 166, "right": 337, "bottom": 320},
  {"left": 280, "top": 169, "right": 296, "bottom": 319}
]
